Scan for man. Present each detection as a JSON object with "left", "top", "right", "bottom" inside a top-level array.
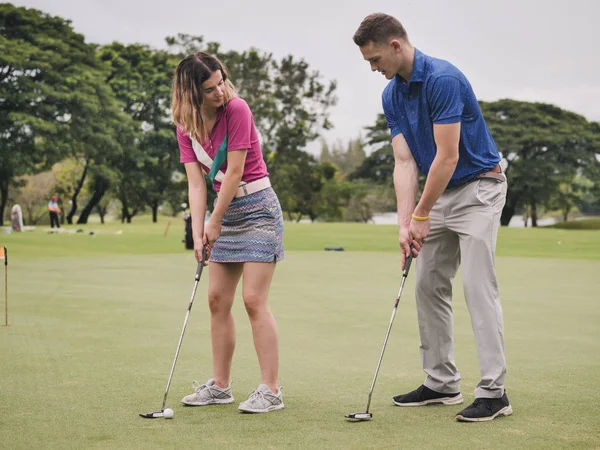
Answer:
[
  {"left": 353, "top": 13, "right": 511, "bottom": 422},
  {"left": 48, "top": 195, "right": 60, "bottom": 229}
]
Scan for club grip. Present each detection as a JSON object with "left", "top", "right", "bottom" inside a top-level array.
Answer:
[
  {"left": 201, "top": 244, "right": 208, "bottom": 264},
  {"left": 194, "top": 245, "right": 209, "bottom": 280},
  {"left": 403, "top": 245, "right": 415, "bottom": 276}
]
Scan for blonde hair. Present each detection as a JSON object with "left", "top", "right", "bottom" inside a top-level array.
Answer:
[{"left": 172, "top": 52, "right": 237, "bottom": 143}]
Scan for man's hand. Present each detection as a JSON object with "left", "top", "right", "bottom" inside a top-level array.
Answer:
[
  {"left": 409, "top": 216, "right": 430, "bottom": 250},
  {"left": 399, "top": 227, "right": 419, "bottom": 270}
]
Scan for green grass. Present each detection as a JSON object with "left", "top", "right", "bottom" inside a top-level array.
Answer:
[
  {"left": 3, "top": 216, "right": 600, "bottom": 260},
  {"left": 0, "top": 220, "right": 599, "bottom": 449},
  {"left": 548, "top": 218, "right": 600, "bottom": 230}
]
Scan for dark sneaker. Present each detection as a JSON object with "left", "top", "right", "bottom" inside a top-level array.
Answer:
[
  {"left": 455, "top": 392, "right": 512, "bottom": 422},
  {"left": 393, "top": 385, "right": 464, "bottom": 406}
]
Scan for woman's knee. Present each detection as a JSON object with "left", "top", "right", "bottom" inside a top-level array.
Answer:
[
  {"left": 243, "top": 291, "right": 267, "bottom": 318},
  {"left": 208, "top": 289, "right": 232, "bottom": 316}
]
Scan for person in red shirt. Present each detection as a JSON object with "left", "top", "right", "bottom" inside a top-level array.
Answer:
[
  {"left": 48, "top": 195, "right": 60, "bottom": 228},
  {"left": 172, "top": 52, "right": 284, "bottom": 414}
]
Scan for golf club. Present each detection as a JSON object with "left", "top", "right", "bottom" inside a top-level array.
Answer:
[
  {"left": 140, "top": 245, "right": 208, "bottom": 419},
  {"left": 345, "top": 246, "right": 415, "bottom": 422}
]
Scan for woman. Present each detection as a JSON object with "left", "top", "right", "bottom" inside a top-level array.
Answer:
[{"left": 172, "top": 52, "right": 285, "bottom": 413}]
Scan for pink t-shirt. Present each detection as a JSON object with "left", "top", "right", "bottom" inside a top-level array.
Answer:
[{"left": 177, "top": 97, "right": 268, "bottom": 192}]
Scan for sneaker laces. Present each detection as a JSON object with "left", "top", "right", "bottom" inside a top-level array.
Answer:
[
  {"left": 246, "top": 389, "right": 266, "bottom": 403},
  {"left": 192, "top": 380, "right": 207, "bottom": 393},
  {"left": 192, "top": 380, "right": 225, "bottom": 396}
]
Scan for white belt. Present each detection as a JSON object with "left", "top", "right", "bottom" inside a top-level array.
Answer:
[{"left": 234, "top": 177, "right": 271, "bottom": 198}]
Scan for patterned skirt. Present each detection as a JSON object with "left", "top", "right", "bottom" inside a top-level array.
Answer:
[{"left": 210, "top": 187, "right": 285, "bottom": 263}]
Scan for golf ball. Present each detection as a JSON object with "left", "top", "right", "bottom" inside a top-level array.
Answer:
[{"left": 163, "top": 408, "right": 174, "bottom": 419}]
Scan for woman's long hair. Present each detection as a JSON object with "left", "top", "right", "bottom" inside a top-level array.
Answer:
[{"left": 172, "top": 52, "right": 236, "bottom": 143}]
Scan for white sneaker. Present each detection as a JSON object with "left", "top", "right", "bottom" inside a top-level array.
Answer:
[
  {"left": 181, "top": 379, "right": 234, "bottom": 406},
  {"left": 238, "top": 384, "right": 284, "bottom": 413}
]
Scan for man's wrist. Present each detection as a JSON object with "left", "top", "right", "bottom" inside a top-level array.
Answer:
[
  {"left": 398, "top": 217, "right": 411, "bottom": 229},
  {"left": 411, "top": 213, "right": 430, "bottom": 222},
  {"left": 413, "top": 205, "right": 431, "bottom": 218}
]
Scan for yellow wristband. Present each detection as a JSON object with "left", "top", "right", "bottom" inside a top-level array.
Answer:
[{"left": 411, "top": 214, "right": 430, "bottom": 222}]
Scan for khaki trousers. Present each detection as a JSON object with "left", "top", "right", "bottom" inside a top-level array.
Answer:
[{"left": 416, "top": 176, "right": 507, "bottom": 399}]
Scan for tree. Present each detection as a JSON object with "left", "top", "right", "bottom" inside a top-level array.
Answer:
[
  {"left": 480, "top": 100, "right": 600, "bottom": 226},
  {"left": 579, "top": 123, "right": 600, "bottom": 214},
  {"left": 317, "top": 179, "right": 375, "bottom": 223},
  {"left": 97, "top": 43, "right": 177, "bottom": 223},
  {"left": 51, "top": 158, "right": 86, "bottom": 224},
  {"left": 267, "top": 150, "right": 338, "bottom": 222},
  {"left": 319, "top": 140, "right": 332, "bottom": 164},
  {"left": 350, "top": 147, "right": 395, "bottom": 184},
  {"left": 268, "top": 55, "right": 337, "bottom": 154},
  {"left": 320, "top": 137, "right": 366, "bottom": 175},
  {"left": 345, "top": 187, "right": 372, "bottom": 223},
  {"left": 166, "top": 34, "right": 337, "bottom": 156},
  {"left": 96, "top": 196, "right": 111, "bottom": 224},
  {"left": 0, "top": 4, "right": 128, "bottom": 225},
  {"left": 550, "top": 177, "right": 589, "bottom": 222},
  {"left": 350, "top": 114, "right": 394, "bottom": 184},
  {"left": 13, "top": 171, "right": 56, "bottom": 225},
  {"left": 308, "top": 162, "right": 352, "bottom": 222},
  {"left": 77, "top": 166, "right": 118, "bottom": 224}
]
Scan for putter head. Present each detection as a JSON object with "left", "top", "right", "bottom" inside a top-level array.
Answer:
[
  {"left": 139, "top": 410, "right": 164, "bottom": 419},
  {"left": 345, "top": 412, "right": 372, "bottom": 421}
]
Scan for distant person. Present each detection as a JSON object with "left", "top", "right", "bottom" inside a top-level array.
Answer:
[
  {"left": 172, "top": 52, "right": 285, "bottom": 413},
  {"left": 11, "top": 204, "right": 23, "bottom": 232},
  {"left": 181, "top": 203, "right": 194, "bottom": 250},
  {"left": 48, "top": 195, "right": 60, "bottom": 228},
  {"left": 353, "top": 13, "right": 511, "bottom": 422}
]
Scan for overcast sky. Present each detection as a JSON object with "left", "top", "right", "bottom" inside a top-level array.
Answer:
[{"left": 11, "top": 0, "right": 600, "bottom": 154}]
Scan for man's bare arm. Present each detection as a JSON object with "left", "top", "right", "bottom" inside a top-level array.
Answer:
[
  {"left": 413, "top": 122, "right": 460, "bottom": 218},
  {"left": 393, "top": 133, "right": 419, "bottom": 260}
]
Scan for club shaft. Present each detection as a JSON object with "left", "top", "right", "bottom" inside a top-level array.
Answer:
[
  {"left": 161, "top": 306, "right": 192, "bottom": 410},
  {"left": 365, "top": 275, "right": 408, "bottom": 413},
  {"left": 160, "top": 263, "right": 204, "bottom": 411}
]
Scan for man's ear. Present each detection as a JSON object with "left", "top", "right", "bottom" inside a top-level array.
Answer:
[{"left": 390, "top": 39, "right": 403, "bottom": 53}]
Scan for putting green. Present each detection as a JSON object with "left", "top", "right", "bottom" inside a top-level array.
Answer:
[{"left": 0, "top": 220, "right": 598, "bottom": 448}]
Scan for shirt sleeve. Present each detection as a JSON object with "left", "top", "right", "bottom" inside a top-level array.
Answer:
[
  {"left": 428, "top": 76, "right": 464, "bottom": 124},
  {"left": 176, "top": 127, "right": 198, "bottom": 163},
  {"left": 382, "top": 93, "right": 403, "bottom": 138},
  {"left": 225, "top": 98, "right": 253, "bottom": 151}
]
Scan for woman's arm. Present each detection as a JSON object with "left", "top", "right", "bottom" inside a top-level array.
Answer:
[
  {"left": 204, "top": 150, "right": 247, "bottom": 245},
  {"left": 184, "top": 161, "right": 208, "bottom": 258}
]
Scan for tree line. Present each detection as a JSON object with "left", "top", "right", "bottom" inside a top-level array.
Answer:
[
  {"left": 351, "top": 103, "right": 600, "bottom": 226},
  {"left": 2, "top": 4, "right": 599, "bottom": 227}
]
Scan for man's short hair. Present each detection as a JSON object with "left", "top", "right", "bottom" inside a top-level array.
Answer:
[{"left": 353, "top": 13, "right": 407, "bottom": 46}]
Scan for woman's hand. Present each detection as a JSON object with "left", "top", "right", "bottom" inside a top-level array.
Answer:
[
  {"left": 204, "top": 217, "right": 222, "bottom": 248},
  {"left": 194, "top": 240, "right": 211, "bottom": 264}
]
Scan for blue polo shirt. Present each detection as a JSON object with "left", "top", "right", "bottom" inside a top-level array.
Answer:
[{"left": 382, "top": 48, "right": 500, "bottom": 188}]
